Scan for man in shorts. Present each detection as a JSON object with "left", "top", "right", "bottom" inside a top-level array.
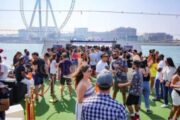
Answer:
[
  {"left": 58, "top": 53, "right": 73, "bottom": 97},
  {"left": 111, "top": 51, "right": 128, "bottom": 105},
  {"left": 32, "top": 52, "right": 46, "bottom": 101},
  {"left": 119, "top": 61, "right": 143, "bottom": 120}
]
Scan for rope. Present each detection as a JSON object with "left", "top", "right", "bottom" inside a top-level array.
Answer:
[
  {"left": 0, "top": 9, "right": 179, "bottom": 17},
  {"left": 37, "top": 80, "right": 52, "bottom": 97}
]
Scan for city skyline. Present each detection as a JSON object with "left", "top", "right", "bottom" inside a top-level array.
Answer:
[{"left": 0, "top": 0, "right": 180, "bottom": 39}]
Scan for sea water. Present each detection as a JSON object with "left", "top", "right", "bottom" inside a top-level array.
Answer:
[
  {"left": 0, "top": 43, "right": 179, "bottom": 68},
  {"left": 0, "top": 43, "right": 43, "bottom": 68},
  {"left": 141, "top": 45, "right": 180, "bottom": 67}
]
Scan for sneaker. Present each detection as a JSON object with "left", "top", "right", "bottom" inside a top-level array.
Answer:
[
  {"left": 135, "top": 114, "right": 140, "bottom": 120},
  {"left": 161, "top": 104, "right": 169, "bottom": 108},
  {"left": 130, "top": 116, "right": 136, "bottom": 120},
  {"left": 146, "top": 109, "right": 153, "bottom": 114},
  {"left": 49, "top": 96, "right": 58, "bottom": 103}
]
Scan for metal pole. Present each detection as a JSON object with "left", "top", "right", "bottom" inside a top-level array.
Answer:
[
  {"left": 39, "top": 0, "right": 42, "bottom": 41},
  {"left": 27, "top": 0, "right": 39, "bottom": 41},
  {"left": 47, "top": 0, "right": 58, "bottom": 29},
  {"left": 45, "top": 0, "right": 49, "bottom": 41},
  {"left": 47, "top": 0, "right": 59, "bottom": 42}
]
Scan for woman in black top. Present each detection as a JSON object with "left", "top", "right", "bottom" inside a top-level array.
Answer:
[
  {"left": 140, "top": 60, "right": 153, "bottom": 114},
  {"left": 13, "top": 52, "right": 22, "bottom": 68}
]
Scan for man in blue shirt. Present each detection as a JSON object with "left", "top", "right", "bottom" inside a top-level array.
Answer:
[
  {"left": 82, "top": 69, "right": 127, "bottom": 120},
  {"left": 58, "top": 53, "right": 73, "bottom": 97},
  {"left": 111, "top": 50, "right": 128, "bottom": 105}
]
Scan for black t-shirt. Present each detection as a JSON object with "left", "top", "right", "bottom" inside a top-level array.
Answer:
[
  {"left": 15, "top": 65, "right": 25, "bottom": 82},
  {"left": 56, "top": 52, "right": 62, "bottom": 62},
  {"left": 0, "top": 83, "right": 10, "bottom": 120},
  {"left": 59, "top": 60, "right": 72, "bottom": 77},
  {"left": 33, "top": 59, "right": 46, "bottom": 77}
]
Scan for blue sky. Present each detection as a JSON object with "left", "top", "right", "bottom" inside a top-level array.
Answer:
[{"left": 0, "top": 0, "right": 180, "bottom": 38}]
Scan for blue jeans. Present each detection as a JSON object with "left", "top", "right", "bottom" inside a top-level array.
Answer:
[
  {"left": 155, "top": 79, "right": 163, "bottom": 99},
  {"left": 142, "top": 81, "right": 150, "bottom": 109},
  {"left": 162, "top": 81, "right": 172, "bottom": 105}
]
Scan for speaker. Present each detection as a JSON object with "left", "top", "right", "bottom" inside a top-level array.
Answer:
[
  {"left": 113, "top": 44, "right": 121, "bottom": 49},
  {"left": 66, "top": 44, "right": 72, "bottom": 50}
]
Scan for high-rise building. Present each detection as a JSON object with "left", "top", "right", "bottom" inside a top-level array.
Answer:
[{"left": 142, "top": 33, "right": 173, "bottom": 41}]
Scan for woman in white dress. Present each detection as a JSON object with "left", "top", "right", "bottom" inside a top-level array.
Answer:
[
  {"left": 161, "top": 57, "right": 176, "bottom": 107},
  {"left": 72, "top": 65, "right": 94, "bottom": 120},
  {"left": 49, "top": 55, "right": 57, "bottom": 102},
  {"left": 168, "top": 66, "right": 180, "bottom": 120}
]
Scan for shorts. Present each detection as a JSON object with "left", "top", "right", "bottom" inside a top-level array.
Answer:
[
  {"left": 50, "top": 73, "right": 56, "bottom": 77},
  {"left": 126, "top": 94, "right": 140, "bottom": 106},
  {"left": 113, "top": 76, "right": 128, "bottom": 93},
  {"left": 60, "top": 76, "right": 72, "bottom": 85},
  {"left": 34, "top": 75, "right": 44, "bottom": 86}
]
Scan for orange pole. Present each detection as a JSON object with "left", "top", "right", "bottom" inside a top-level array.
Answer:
[
  {"left": 30, "top": 87, "right": 35, "bottom": 120},
  {"left": 25, "top": 95, "right": 30, "bottom": 120}
]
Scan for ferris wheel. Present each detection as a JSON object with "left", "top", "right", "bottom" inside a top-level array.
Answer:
[{"left": 20, "top": 0, "right": 75, "bottom": 40}]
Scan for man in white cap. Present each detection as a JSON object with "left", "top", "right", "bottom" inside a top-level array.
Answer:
[{"left": 81, "top": 69, "right": 127, "bottom": 120}]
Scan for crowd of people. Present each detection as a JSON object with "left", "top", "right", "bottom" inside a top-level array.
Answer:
[{"left": 0, "top": 45, "right": 180, "bottom": 120}]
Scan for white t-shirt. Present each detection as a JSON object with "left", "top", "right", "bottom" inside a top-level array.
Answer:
[
  {"left": 89, "top": 53, "right": 98, "bottom": 66},
  {"left": 155, "top": 60, "right": 165, "bottom": 80},
  {"left": 96, "top": 60, "right": 108, "bottom": 74},
  {"left": 158, "top": 60, "right": 165, "bottom": 69},
  {"left": 0, "top": 64, "right": 8, "bottom": 81},
  {"left": 162, "top": 66, "right": 176, "bottom": 81},
  {"left": 50, "top": 60, "right": 57, "bottom": 74}
]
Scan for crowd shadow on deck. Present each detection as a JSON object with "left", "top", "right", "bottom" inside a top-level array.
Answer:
[
  {"left": 140, "top": 109, "right": 165, "bottom": 120},
  {"left": 36, "top": 97, "right": 50, "bottom": 116},
  {"left": 54, "top": 97, "right": 76, "bottom": 114}
]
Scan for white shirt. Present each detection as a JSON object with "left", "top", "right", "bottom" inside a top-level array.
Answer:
[
  {"left": 96, "top": 60, "right": 108, "bottom": 74},
  {"left": 162, "top": 66, "right": 176, "bottom": 81},
  {"left": 155, "top": 60, "right": 165, "bottom": 80},
  {"left": 158, "top": 60, "right": 165, "bottom": 69},
  {"left": 0, "top": 64, "right": 8, "bottom": 81},
  {"left": 89, "top": 53, "right": 98, "bottom": 66},
  {"left": 50, "top": 60, "right": 57, "bottom": 74}
]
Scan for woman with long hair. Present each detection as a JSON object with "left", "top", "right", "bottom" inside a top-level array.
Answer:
[
  {"left": 168, "top": 66, "right": 180, "bottom": 120},
  {"left": 49, "top": 55, "right": 58, "bottom": 103},
  {"left": 13, "top": 51, "right": 22, "bottom": 68},
  {"left": 161, "top": 57, "right": 176, "bottom": 107},
  {"left": 73, "top": 65, "right": 94, "bottom": 120},
  {"left": 149, "top": 54, "right": 157, "bottom": 94},
  {"left": 140, "top": 60, "right": 153, "bottom": 114},
  {"left": 78, "top": 52, "right": 89, "bottom": 67}
]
